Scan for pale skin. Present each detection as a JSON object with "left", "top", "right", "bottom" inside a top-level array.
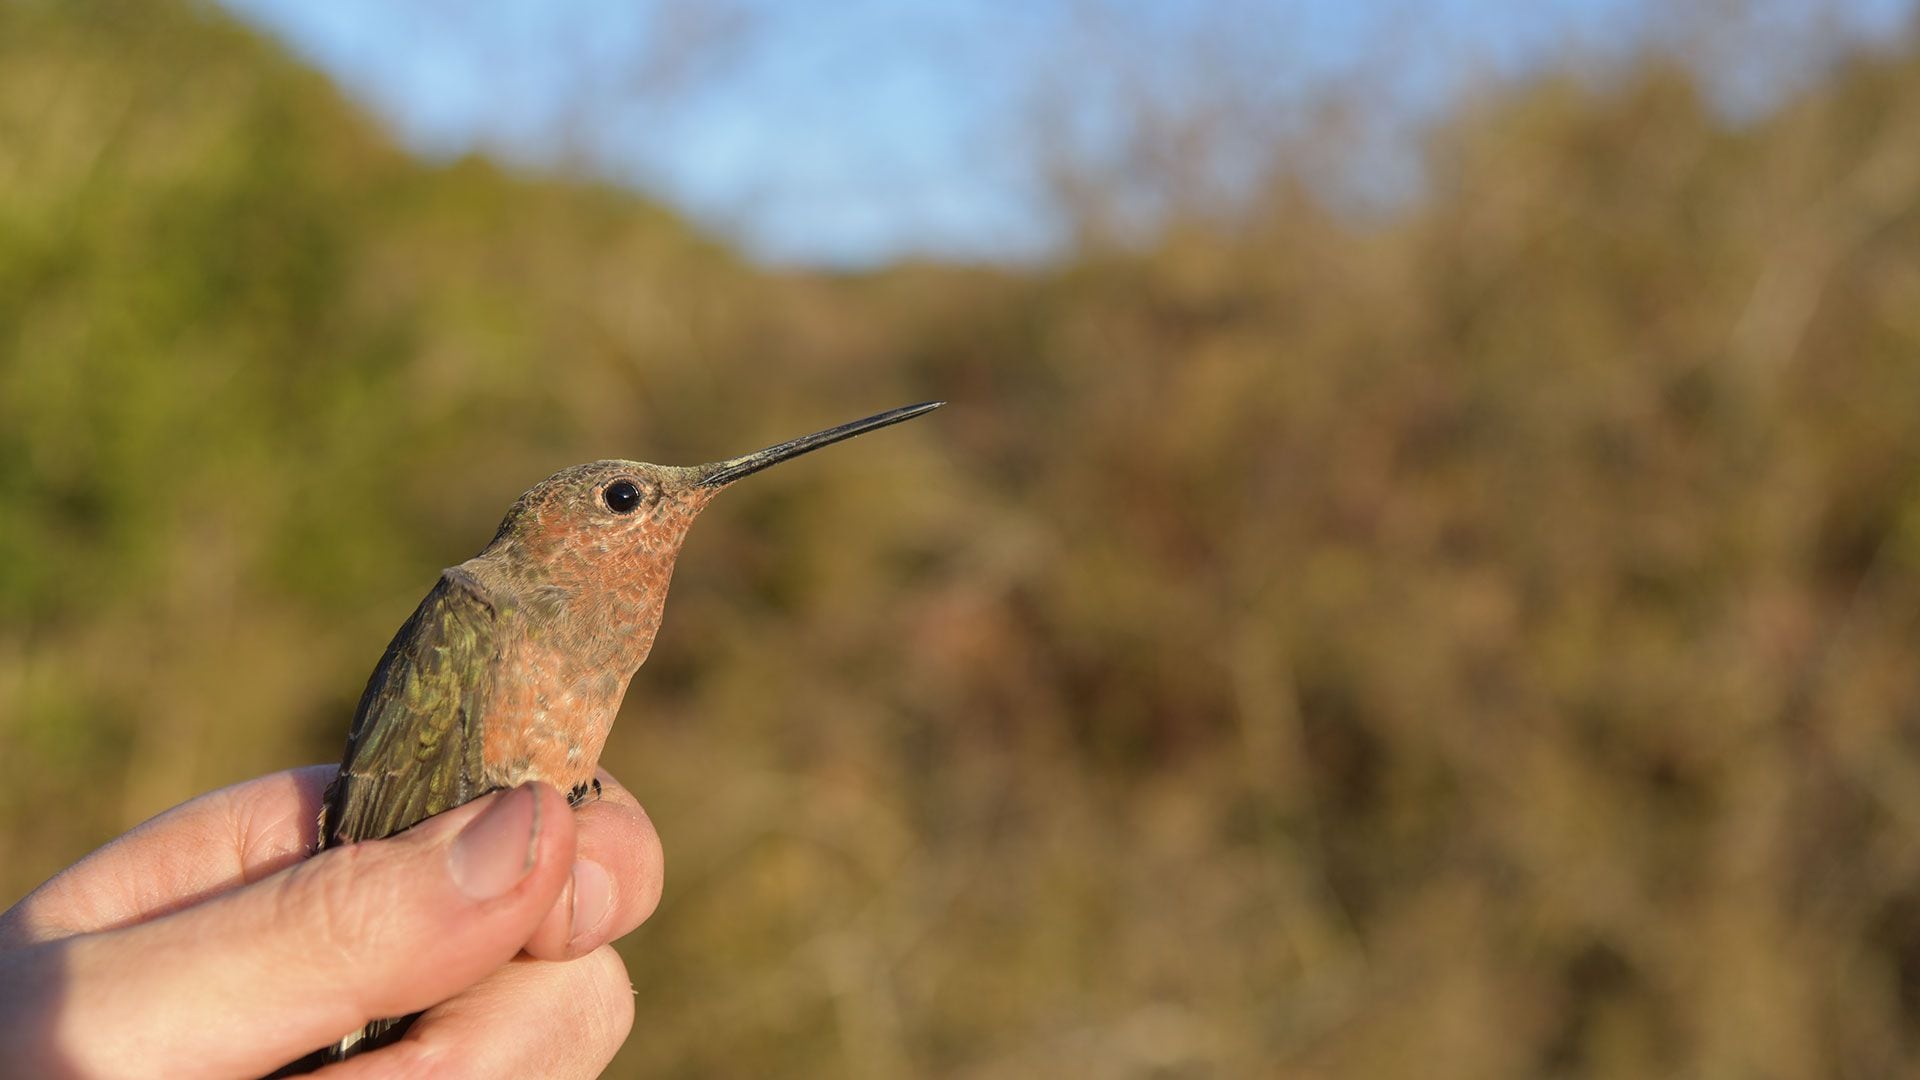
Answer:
[{"left": 0, "top": 766, "right": 664, "bottom": 1078}]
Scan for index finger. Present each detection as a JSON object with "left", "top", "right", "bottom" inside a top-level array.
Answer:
[
  {"left": 521, "top": 768, "right": 666, "bottom": 960},
  {"left": 0, "top": 765, "right": 334, "bottom": 946}
]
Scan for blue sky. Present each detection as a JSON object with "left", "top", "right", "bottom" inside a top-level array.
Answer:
[{"left": 216, "top": 0, "right": 1916, "bottom": 266}]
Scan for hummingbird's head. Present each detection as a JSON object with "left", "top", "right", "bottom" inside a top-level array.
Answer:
[
  {"left": 480, "top": 401, "right": 946, "bottom": 600},
  {"left": 483, "top": 459, "right": 715, "bottom": 591}
]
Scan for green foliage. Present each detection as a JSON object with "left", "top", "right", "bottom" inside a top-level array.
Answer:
[{"left": 5, "top": 2, "right": 1920, "bottom": 1076}]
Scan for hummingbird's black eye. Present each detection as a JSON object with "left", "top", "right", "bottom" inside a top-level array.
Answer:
[{"left": 603, "top": 479, "right": 643, "bottom": 514}]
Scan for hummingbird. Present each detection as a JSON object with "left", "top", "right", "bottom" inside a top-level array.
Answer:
[{"left": 313, "top": 401, "right": 943, "bottom": 1061}]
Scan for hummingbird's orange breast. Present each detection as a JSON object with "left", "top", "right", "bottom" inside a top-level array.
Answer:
[
  {"left": 475, "top": 567, "right": 675, "bottom": 793},
  {"left": 480, "top": 637, "right": 634, "bottom": 791}
]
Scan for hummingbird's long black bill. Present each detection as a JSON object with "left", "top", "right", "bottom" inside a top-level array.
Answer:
[{"left": 696, "top": 400, "right": 946, "bottom": 488}]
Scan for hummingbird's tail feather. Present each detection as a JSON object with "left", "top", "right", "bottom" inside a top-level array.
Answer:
[
  {"left": 260, "top": 1015, "right": 412, "bottom": 1077},
  {"left": 322, "top": 1013, "right": 417, "bottom": 1064}
]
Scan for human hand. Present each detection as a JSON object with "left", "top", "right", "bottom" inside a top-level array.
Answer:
[{"left": 0, "top": 766, "right": 664, "bottom": 1078}]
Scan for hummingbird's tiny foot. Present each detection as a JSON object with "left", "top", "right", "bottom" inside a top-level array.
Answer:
[{"left": 567, "top": 778, "right": 603, "bottom": 808}]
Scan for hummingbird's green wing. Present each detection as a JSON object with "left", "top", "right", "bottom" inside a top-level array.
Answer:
[{"left": 319, "top": 568, "right": 500, "bottom": 847}]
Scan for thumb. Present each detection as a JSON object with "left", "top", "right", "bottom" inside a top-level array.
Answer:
[{"left": 6, "top": 782, "right": 576, "bottom": 1080}]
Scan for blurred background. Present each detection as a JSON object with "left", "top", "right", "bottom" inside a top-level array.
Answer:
[{"left": 4, "top": 0, "right": 1920, "bottom": 1074}]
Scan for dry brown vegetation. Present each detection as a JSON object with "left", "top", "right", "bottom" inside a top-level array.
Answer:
[{"left": 5, "top": 2, "right": 1920, "bottom": 1076}]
